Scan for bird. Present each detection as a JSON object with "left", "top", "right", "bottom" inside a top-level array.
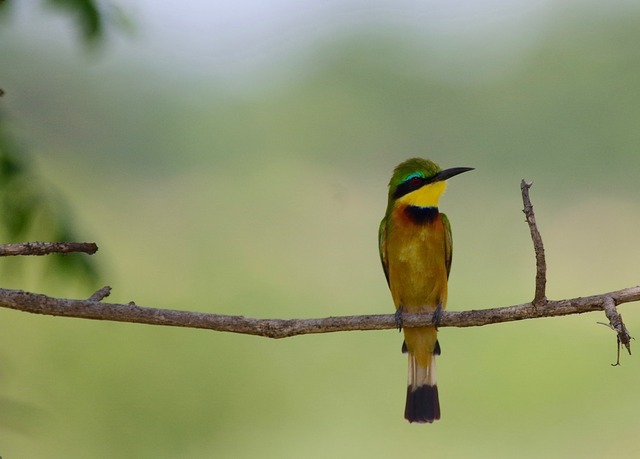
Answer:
[{"left": 379, "top": 158, "right": 473, "bottom": 423}]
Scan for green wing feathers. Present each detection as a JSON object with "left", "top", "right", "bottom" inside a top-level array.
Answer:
[
  {"left": 441, "top": 213, "right": 453, "bottom": 278},
  {"left": 378, "top": 217, "right": 390, "bottom": 286}
]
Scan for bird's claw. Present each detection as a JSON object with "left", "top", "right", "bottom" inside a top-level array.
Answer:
[
  {"left": 395, "top": 307, "right": 404, "bottom": 332},
  {"left": 433, "top": 303, "right": 443, "bottom": 330}
]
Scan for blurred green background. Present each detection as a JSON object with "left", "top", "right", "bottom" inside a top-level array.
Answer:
[{"left": 1, "top": 1, "right": 640, "bottom": 457}]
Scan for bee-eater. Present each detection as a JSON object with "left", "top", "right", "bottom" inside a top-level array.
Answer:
[{"left": 379, "top": 158, "right": 473, "bottom": 423}]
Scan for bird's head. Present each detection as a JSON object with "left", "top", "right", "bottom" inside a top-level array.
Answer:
[{"left": 387, "top": 158, "right": 473, "bottom": 208}]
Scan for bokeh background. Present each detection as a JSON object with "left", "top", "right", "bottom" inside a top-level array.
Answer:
[{"left": 2, "top": 1, "right": 640, "bottom": 457}]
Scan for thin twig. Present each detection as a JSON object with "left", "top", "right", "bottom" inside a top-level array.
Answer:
[
  {"left": 521, "top": 180, "right": 547, "bottom": 305},
  {"left": 88, "top": 286, "right": 112, "bottom": 302},
  {"left": 602, "top": 296, "right": 633, "bottom": 364},
  {"left": 0, "top": 242, "right": 98, "bottom": 257}
]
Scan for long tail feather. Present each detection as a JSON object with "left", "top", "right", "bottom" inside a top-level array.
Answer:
[{"left": 405, "top": 349, "right": 440, "bottom": 423}]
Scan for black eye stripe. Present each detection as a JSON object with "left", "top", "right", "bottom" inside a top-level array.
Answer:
[{"left": 393, "top": 175, "right": 430, "bottom": 200}]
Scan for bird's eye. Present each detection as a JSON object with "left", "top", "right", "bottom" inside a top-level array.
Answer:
[{"left": 409, "top": 176, "right": 423, "bottom": 187}]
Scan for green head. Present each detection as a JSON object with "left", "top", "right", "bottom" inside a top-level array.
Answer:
[{"left": 387, "top": 158, "right": 473, "bottom": 207}]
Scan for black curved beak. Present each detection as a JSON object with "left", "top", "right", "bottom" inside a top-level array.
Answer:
[{"left": 435, "top": 167, "right": 474, "bottom": 182}]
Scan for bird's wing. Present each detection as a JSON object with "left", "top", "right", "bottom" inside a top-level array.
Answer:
[
  {"left": 378, "top": 217, "right": 390, "bottom": 286},
  {"left": 441, "top": 212, "right": 453, "bottom": 278}
]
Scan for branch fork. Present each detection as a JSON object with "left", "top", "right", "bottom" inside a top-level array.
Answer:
[{"left": 520, "top": 179, "right": 632, "bottom": 360}]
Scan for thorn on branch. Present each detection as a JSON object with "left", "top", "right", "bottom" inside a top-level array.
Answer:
[
  {"left": 520, "top": 180, "right": 547, "bottom": 306},
  {"left": 88, "top": 286, "right": 112, "bottom": 302}
]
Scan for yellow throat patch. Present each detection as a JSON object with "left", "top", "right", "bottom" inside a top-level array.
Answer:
[{"left": 396, "top": 180, "right": 447, "bottom": 208}]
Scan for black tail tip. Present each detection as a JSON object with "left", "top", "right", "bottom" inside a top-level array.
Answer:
[{"left": 405, "top": 385, "right": 440, "bottom": 423}]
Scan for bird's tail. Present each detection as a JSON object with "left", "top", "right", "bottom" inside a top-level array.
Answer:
[{"left": 404, "top": 340, "right": 440, "bottom": 423}]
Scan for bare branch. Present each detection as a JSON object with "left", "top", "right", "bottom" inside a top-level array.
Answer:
[
  {"left": 0, "top": 286, "right": 638, "bottom": 339},
  {"left": 0, "top": 242, "right": 98, "bottom": 257},
  {"left": 521, "top": 180, "right": 547, "bottom": 305},
  {"left": 0, "top": 180, "right": 634, "bottom": 352}
]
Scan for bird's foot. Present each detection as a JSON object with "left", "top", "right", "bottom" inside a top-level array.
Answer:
[
  {"left": 433, "top": 303, "right": 443, "bottom": 330},
  {"left": 395, "top": 307, "right": 404, "bottom": 332}
]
